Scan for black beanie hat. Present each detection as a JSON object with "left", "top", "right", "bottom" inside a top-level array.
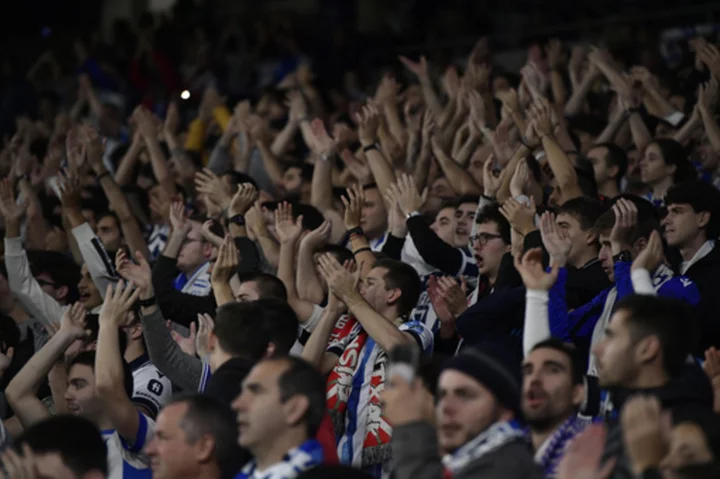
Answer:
[{"left": 441, "top": 348, "right": 521, "bottom": 417}]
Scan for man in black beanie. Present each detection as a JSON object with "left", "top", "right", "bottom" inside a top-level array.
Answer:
[{"left": 384, "top": 347, "right": 543, "bottom": 479}]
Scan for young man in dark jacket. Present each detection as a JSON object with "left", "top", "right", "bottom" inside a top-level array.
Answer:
[
  {"left": 593, "top": 295, "right": 715, "bottom": 479},
  {"left": 663, "top": 181, "right": 720, "bottom": 355}
]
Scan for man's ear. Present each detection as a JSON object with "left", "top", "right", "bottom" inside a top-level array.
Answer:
[
  {"left": 282, "top": 394, "right": 309, "bottom": 428},
  {"left": 697, "top": 211, "right": 710, "bottom": 230},
  {"left": 585, "top": 231, "right": 598, "bottom": 248},
  {"left": 633, "top": 236, "right": 648, "bottom": 254},
  {"left": 55, "top": 285, "right": 69, "bottom": 302},
  {"left": 608, "top": 164, "right": 620, "bottom": 181},
  {"left": 635, "top": 335, "right": 661, "bottom": 366},
  {"left": 387, "top": 287, "right": 402, "bottom": 307},
  {"left": 571, "top": 382, "right": 585, "bottom": 408}
]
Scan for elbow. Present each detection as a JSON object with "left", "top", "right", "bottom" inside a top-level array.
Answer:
[
  {"left": 94, "top": 375, "right": 121, "bottom": 401},
  {"left": 5, "top": 382, "right": 22, "bottom": 406}
]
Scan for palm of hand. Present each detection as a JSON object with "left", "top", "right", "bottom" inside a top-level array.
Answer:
[
  {"left": 120, "top": 263, "right": 151, "bottom": 290},
  {"left": 277, "top": 220, "right": 302, "bottom": 243}
]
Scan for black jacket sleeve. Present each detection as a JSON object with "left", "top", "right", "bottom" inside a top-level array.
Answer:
[
  {"left": 406, "top": 216, "right": 463, "bottom": 275},
  {"left": 151, "top": 255, "right": 217, "bottom": 326},
  {"left": 381, "top": 234, "right": 405, "bottom": 260}
]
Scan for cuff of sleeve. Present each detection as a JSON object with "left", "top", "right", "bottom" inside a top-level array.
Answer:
[
  {"left": 4, "top": 237, "right": 24, "bottom": 256},
  {"left": 71, "top": 222, "right": 94, "bottom": 243},
  {"left": 631, "top": 268, "right": 655, "bottom": 294},
  {"left": 526, "top": 289, "right": 549, "bottom": 301}
]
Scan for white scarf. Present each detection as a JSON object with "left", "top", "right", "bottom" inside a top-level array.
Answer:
[
  {"left": 442, "top": 421, "right": 525, "bottom": 474},
  {"left": 587, "top": 263, "right": 674, "bottom": 375}
]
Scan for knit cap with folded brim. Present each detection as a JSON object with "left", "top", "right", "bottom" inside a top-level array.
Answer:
[{"left": 441, "top": 347, "right": 521, "bottom": 418}]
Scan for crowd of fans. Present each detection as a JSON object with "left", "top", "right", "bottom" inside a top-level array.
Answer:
[{"left": 2, "top": 7, "right": 720, "bottom": 479}]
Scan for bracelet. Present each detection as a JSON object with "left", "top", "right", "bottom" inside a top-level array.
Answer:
[
  {"left": 362, "top": 143, "right": 380, "bottom": 153},
  {"left": 406, "top": 211, "right": 422, "bottom": 219},
  {"left": 139, "top": 296, "right": 156, "bottom": 308},
  {"left": 96, "top": 171, "right": 111, "bottom": 181},
  {"left": 347, "top": 226, "right": 364, "bottom": 237},
  {"left": 229, "top": 214, "right": 246, "bottom": 226},
  {"left": 353, "top": 247, "right": 371, "bottom": 255}
]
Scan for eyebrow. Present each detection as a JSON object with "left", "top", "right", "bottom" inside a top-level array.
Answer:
[{"left": 542, "top": 360, "right": 567, "bottom": 370}]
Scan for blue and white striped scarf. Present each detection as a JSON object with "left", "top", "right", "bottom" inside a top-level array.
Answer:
[
  {"left": 529, "top": 415, "right": 588, "bottom": 479},
  {"left": 442, "top": 421, "right": 525, "bottom": 475},
  {"left": 234, "top": 439, "right": 324, "bottom": 479}
]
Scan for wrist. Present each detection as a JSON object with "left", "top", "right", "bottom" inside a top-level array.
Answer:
[
  {"left": 139, "top": 286, "right": 155, "bottom": 301},
  {"left": 550, "top": 255, "right": 567, "bottom": 268}
]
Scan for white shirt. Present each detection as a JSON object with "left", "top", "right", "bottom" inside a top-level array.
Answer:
[{"left": 102, "top": 412, "right": 154, "bottom": 479}]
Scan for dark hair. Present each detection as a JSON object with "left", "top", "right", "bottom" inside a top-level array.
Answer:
[
  {"left": 593, "top": 143, "right": 628, "bottom": 184},
  {"left": 456, "top": 195, "right": 480, "bottom": 207},
  {"left": 68, "top": 350, "right": 134, "bottom": 399},
  {"left": 373, "top": 258, "right": 422, "bottom": 317},
  {"left": 613, "top": 295, "right": 698, "bottom": 377},
  {"left": 318, "top": 244, "right": 354, "bottom": 265},
  {"left": 558, "top": 197, "right": 608, "bottom": 231},
  {"left": 530, "top": 338, "right": 584, "bottom": 385},
  {"left": 213, "top": 302, "right": 272, "bottom": 359},
  {"left": 285, "top": 163, "right": 314, "bottom": 183},
  {"left": 97, "top": 211, "right": 121, "bottom": 229},
  {"left": 166, "top": 394, "right": 248, "bottom": 476},
  {"left": 593, "top": 195, "right": 659, "bottom": 244},
  {"left": 12, "top": 415, "right": 107, "bottom": 476},
  {"left": 26, "top": 251, "right": 82, "bottom": 303},
  {"left": 293, "top": 203, "right": 325, "bottom": 231},
  {"left": 475, "top": 203, "right": 511, "bottom": 244},
  {"left": 225, "top": 171, "right": 258, "bottom": 189},
  {"left": 665, "top": 181, "right": 720, "bottom": 239},
  {"left": 237, "top": 272, "right": 288, "bottom": 301},
  {"left": 254, "top": 298, "right": 299, "bottom": 355},
  {"left": 651, "top": 139, "right": 697, "bottom": 184},
  {"left": 272, "top": 356, "right": 327, "bottom": 437}
]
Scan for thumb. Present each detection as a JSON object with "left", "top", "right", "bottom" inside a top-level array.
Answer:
[
  {"left": 135, "top": 251, "right": 148, "bottom": 267},
  {"left": 5, "top": 347, "right": 13, "bottom": 361},
  {"left": 296, "top": 214, "right": 304, "bottom": 227},
  {"left": 189, "top": 321, "right": 197, "bottom": 339},
  {"left": 460, "top": 276, "right": 468, "bottom": 293}
]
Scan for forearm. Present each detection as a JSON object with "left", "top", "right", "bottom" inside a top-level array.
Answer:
[
  {"left": 95, "top": 324, "right": 126, "bottom": 399},
  {"left": 455, "top": 135, "right": 480, "bottom": 168},
  {"left": 345, "top": 292, "right": 410, "bottom": 351},
  {"left": 550, "top": 70, "right": 567, "bottom": 108},
  {"left": 162, "top": 230, "right": 186, "bottom": 259},
  {"left": 296, "top": 243, "right": 326, "bottom": 304},
  {"left": 435, "top": 149, "right": 481, "bottom": 195},
  {"left": 278, "top": 239, "right": 301, "bottom": 301},
  {"left": 412, "top": 145, "right": 432, "bottom": 190},
  {"left": 384, "top": 103, "right": 408, "bottom": 148},
  {"left": 257, "top": 140, "right": 285, "bottom": 187},
  {"left": 523, "top": 290, "right": 551, "bottom": 356},
  {"left": 541, "top": 135, "right": 582, "bottom": 201},
  {"left": 144, "top": 135, "right": 176, "bottom": 195},
  {"left": 71, "top": 223, "right": 117, "bottom": 297},
  {"left": 565, "top": 73, "right": 596, "bottom": 117},
  {"left": 628, "top": 112, "right": 652, "bottom": 154},
  {"left": 212, "top": 280, "right": 235, "bottom": 306},
  {"left": 6, "top": 330, "right": 75, "bottom": 402},
  {"left": 701, "top": 108, "right": 720, "bottom": 154},
  {"left": 496, "top": 145, "right": 528, "bottom": 203},
  {"left": 646, "top": 87, "right": 677, "bottom": 119},
  {"left": 270, "top": 120, "right": 300, "bottom": 157},
  {"left": 349, "top": 233, "right": 376, "bottom": 279},
  {"left": 114, "top": 141, "right": 142, "bottom": 186},
  {"left": 255, "top": 236, "right": 280, "bottom": 269},
  {"left": 673, "top": 116, "right": 702, "bottom": 145},
  {"left": 363, "top": 148, "right": 396, "bottom": 198},
  {"left": 420, "top": 77, "right": 443, "bottom": 118},
  {"left": 595, "top": 110, "right": 626, "bottom": 146},
  {"left": 310, "top": 154, "right": 334, "bottom": 211},
  {"left": 207, "top": 143, "right": 232, "bottom": 175},
  {"left": 301, "top": 308, "right": 339, "bottom": 369}
]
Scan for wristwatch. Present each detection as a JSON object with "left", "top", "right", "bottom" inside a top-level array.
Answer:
[
  {"left": 229, "top": 214, "right": 246, "bottom": 226},
  {"left": 406, "top": 211, "right": 422, "bottom": 219},
  {"left": 362, "top": 143, "right": 380, "bottom": 153},
  {"left": 613, "top": 250, "right": 633, "bottom": 264}
]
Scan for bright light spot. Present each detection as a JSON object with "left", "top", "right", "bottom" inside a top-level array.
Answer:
[{"left": 180, "top": 90, "right": 190, "bottom": 100}]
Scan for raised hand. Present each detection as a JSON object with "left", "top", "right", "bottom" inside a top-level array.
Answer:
[
  {"left": 164, "top": 101, "right": 180, "bottom": 136},
  {"left": 514, "top": 248, "right": 559, "bottom": 292},
  {"left": 355, "top": 104, "right": 381, "bottom": 146},
  {"left": 115, "top": 249, "right": 153, "bottom": 294},
  {"left": 610, "top": 199, "right": 637, "bottom": 254},
  {"left": 56, "top": 170, "right": 82, "bottom": 211},
  {"left": 317, "top": 253, "right": 359, "bottom": 302},
  {"left": 342, "top": 184, "right": 365, "bottom": 230},
  {"left": 228, "top": 183, "right": 258, "bottom": 217},
  {"left": 308, "top": 119, "right": 336, "bottom": 156},
  {"left": 557, "top": 423, "right": 616, "bottom": 479},
  {"left": 0, "top": 344, "right": 14, "bottom": 376},
  {"left": 436, "top": 276, "right": 468, "bottom": 318},
  {"left": 398, "top": 55, "right": 429, "bottom": 79},
  {"left": 530, "top": 99, "right": 554, "bottom": 139},
  {"left": 384, "top": 188, "right": 408, "bottom": 238},
  {"left": 211, "top": 236, "right": 239, "bottom": 285},
  {"left": 631, "top": 230, "right": 664, "bottom": 273},
  {"left": 99, "top": 280, "right": 141, "bottom": 328},
  {"left": 495, "top": 88, "right": 520, "bottom": 117},
  {"left": 274, "top": 202, "right": 304, "bottom": 244},
  {"left": 546, "top": 38, "right": 564, "bottom": 70},
  {"left": 300, "top": 219, "right": 332, "bottom": 251},
  {"left": 539, "top": 212, "right": 571, "bottom": 268},
  {"left": 168, "top": 320, "right": 197, "bottom": 357},
  {"left": 0, "top": 178, "right": 25, "bottom": 224},
  {"left": 428, "top": 276, "right": 455, "bottom": 329},
  {"left": 201, "top": 220, "right": 225, "bottom": 248},
  {"left": 196, "top": 313, "right": 214, "bottom": 358},
  {"left": 389, "top": 173, "right": 428, "bottom": 217},
  {"left": 79, "top": 125, "right": 105, "bottom": 174},
  {"left": 195, "top": 169, "right": 232, "bottom": 210},
  {"left": 1, "top": 443, "right": 41, "bottom": 479},
  {"left": 509, "top": 159, "right": 531, "bottom": 198},
  {"left": 500, "top": 197, "right": 536, "bottom": 237},
  {"left": 59, "top": 302, "right": 90, "bottom": 340},
  {"left": 339, "top": 149, "right": 371, "bottom": 184},
  {"left": 483, "top": 155, "right": 501, "bottom": 198},
  {"left": 169, "top": 201, "right": 192, "bottom": 236},
  {"left": 621, "top": 396, "right": 669, "bottom": 476},
  {"left": 468, "top": 90, "right": 486, "bottom": 131},
  {"left": 374, "top": 73, "right": 401, "bottom": 106}
]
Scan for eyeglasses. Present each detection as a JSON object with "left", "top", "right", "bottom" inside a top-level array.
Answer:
[
  {"left": 469, "top": 233, "right": 503, "bottom": 246},
  {"left": 180, "top": 238, "right": 204, "bottom": 248}
]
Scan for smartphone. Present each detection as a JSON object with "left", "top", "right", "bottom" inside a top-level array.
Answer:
[{"left": 388, "top": 342, "right": 421, "bottom": 384}]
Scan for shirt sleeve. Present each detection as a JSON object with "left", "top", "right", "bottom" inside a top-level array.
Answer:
[
  {"left": 658, "top": 276, "right": 701, "bottom": 306},
  {"left": 4, "top": 237, "right": 66, "bottom": 326},
  {"left": 301, "top": 305, "right": 325, "bottom": 334},
  {"left": 121, "top": 412, "right": 155, "bottom": 454},
  {"left": 399, "top": 321, "right": 434, "bottom": 355},
  {"left": 71, "top": 223, "right": 117, "bottom": 298},
  {"left": 326, "top": 315, "right": 355, "bottom": 357},
  {"left": 131, "top": 366, "right": 173, "bottom": 419}
]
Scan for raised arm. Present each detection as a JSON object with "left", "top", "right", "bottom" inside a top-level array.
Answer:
[
  {"left": 515, "top": 249, "right": 559, "bottom": 356},
  {"left": 275, "top": 202, "right": 317, "bottom": 323},
  {"left": 356, "top": 104, "right": 396, "bottom": 199},
  {"left": 308, "top": 119, "right": 337, "bottom": 213},
  {"left": 134, "top": 106, "right": 176, "bottom": 196},
  {"left": 429, "top": 136, "right": 481, "bottom": 196},
  {"left": 296, "top": 221, "right": 332, "bottom": 304},
  {"left": 6, "top": 303, "right": 88, "bottom": 428},
  {"left": 210, "top": 236, "right": 239, "bottom": 307},
  {"left": 399, "top": 55, "right": 443, "bottom": 118},
  {"left": 95, "top": 281, "right": 144, "bottom": 445}
]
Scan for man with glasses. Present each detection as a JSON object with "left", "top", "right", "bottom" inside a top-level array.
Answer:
[{"left": 171, "top": 217, "right": 216, "bottom": 296}]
